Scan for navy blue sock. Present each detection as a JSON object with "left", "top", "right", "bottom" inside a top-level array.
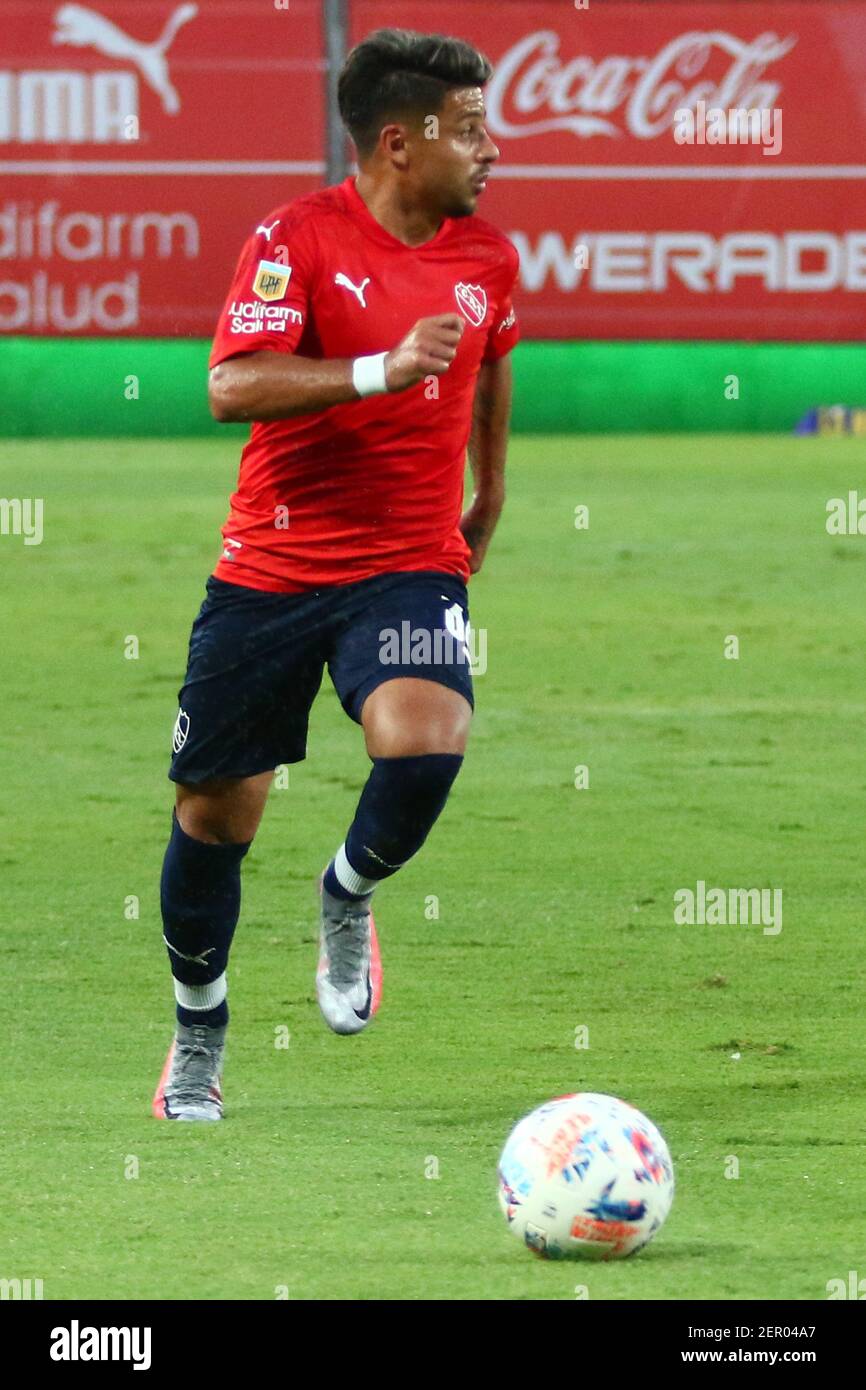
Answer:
[
  {"left": 160, "top": 812, "right": 251, "bottom": 1027},
  {"left": 176, "top": 1001, "right": 229, "bottom": 1030},
  {"left": 323, "top": 754, "right": 463, "bottom": 900}
]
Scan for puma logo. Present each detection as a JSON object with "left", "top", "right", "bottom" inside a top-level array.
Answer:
[
  {"left": 163, "top": 936, "right": 216, "bottom": 968},
  {"left": 335, "top": 272, "right": 371, "bottom": 308},
  {"left": 52, "top": 3, "right": 198, "bottom": 115},
  {"left": 256, "top": 220, "right": 279, "bottom": 241}
]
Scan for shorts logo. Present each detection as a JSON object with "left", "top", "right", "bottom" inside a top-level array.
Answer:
[
  {"left": 455, "top": 282, "right": 487, "bottom": 328},
  {"left": 253, "top": 259, "right": 292, "bottom": 302},
  {"left": 172, "top": 709, "right": 190, "bottom": 754}
]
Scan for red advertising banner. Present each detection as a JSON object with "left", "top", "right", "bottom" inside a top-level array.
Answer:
[
  {"left": 0, "top": 0, "right": 324, "bottom": 334},
  {"left": 1, "top": 0, "right": 865, "bottom": 340},
  {"left": 358, "top": 1, "right": 866, "bottom": 342}
]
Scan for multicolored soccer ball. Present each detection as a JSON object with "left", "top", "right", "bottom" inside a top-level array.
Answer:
[{"left": 498, "top": 1092, "right": 674, "bottom": 1260}]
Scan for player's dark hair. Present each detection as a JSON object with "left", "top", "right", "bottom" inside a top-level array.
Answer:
[{"left": 338, "top": 28, "right": 493, "bottom": 159}]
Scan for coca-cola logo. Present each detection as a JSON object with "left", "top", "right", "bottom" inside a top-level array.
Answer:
[{"left": 485, "top": 29, "right": 798, "bottom": 141}]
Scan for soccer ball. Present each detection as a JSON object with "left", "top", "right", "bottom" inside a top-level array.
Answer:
[{"left": 498, "top": 1092, "right": 674, "bottom": 1260}]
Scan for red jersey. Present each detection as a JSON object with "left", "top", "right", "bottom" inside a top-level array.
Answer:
[{"left": 208, "top": 176, "right": 520, "bottom": 592}]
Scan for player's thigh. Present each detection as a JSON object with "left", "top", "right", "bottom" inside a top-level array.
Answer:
[
  {"left": 175, "top": 771, "right": 274, "bottom": 844},
  {"left": 361, "top": 677, "right": 471, "bottom": 757},
  {"left": 328, "top": 571, "right": 475, "bottom": 756},
  {"left": 169, "top": 576, "right": 325, "bottom": 792}
]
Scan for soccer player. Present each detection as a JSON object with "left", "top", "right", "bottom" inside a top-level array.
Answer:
[{"left": 153, "top": 28, "right": 519, "bottom": 1120}]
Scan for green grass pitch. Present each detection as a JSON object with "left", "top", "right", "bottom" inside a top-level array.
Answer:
[{"left": 2, "top": 432, "right": 864, "bottom": 1301}]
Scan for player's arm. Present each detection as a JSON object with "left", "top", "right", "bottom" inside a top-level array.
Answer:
[
  {"left": 209, "top": 316, "right": 465, "bottom": 423},
  {"left": 461, "top": 354, "right": 513, "bottom": 574}
]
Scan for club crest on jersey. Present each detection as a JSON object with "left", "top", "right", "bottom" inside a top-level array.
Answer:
[
  {"left": 253, "top": 259, "right": 292, "bottom": 302},
  {"left": 454, "top": 282, "right": 487, "bottom": 328}
]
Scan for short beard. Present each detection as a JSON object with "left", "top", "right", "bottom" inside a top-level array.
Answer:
[{"left": 442, "top": 196, "right": 475, "bottom": 219}]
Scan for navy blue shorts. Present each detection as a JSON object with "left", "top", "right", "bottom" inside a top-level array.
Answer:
[{"left": 169, "top": 570, "right": 475, "bottom": 784}]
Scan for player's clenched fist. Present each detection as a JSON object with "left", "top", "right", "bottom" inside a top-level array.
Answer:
[{"left": 385, "top": 314, "right": 465, "bottom": 392}]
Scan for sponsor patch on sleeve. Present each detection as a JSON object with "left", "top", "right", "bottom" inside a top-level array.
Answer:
[{"left": 252, "top": 259, "right": 292, "bottom": 302}]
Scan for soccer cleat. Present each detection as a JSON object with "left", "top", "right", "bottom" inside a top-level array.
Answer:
[
  {"left": 151, "top": 1022, "right": 225, "bottom": 1121},
  {"left": 316, "top": 881, "right": 383, "bottom": 1035}
]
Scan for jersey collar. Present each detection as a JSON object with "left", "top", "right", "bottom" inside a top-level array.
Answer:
[{"left": 341, "top": 176, "right": 454, "bottom": 251}]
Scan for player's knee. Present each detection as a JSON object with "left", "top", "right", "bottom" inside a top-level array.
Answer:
[
  {"left": 363, "top": 680, "right": 472, "bottom": 757},
  {"left": 426, "top": 702, "right": 471, "bottom": 755},
  {"left": 376, "top": 719, "right": 468, "bottom": 758},
  {"left": 176, "top": 803, "right": 250, "bottom": 845},
  {"left": 175, "top": 776, "right": 269, "bottom": 845}
]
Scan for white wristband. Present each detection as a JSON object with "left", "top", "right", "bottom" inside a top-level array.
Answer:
[{"left": 352, "top": 352, "right": 388, "bottom": 397}]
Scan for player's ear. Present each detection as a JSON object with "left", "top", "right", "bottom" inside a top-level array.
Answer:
[{"left": 380, "top": 123, "right": 410, "bottom": 170}]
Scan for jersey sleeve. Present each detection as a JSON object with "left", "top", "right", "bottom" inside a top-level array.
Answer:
[
  {"left": 208, "top": 209, "right": 317, "bottom": 368},
  {"left": 482, "top": 242, "right": 521, "bottom": 363}
]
